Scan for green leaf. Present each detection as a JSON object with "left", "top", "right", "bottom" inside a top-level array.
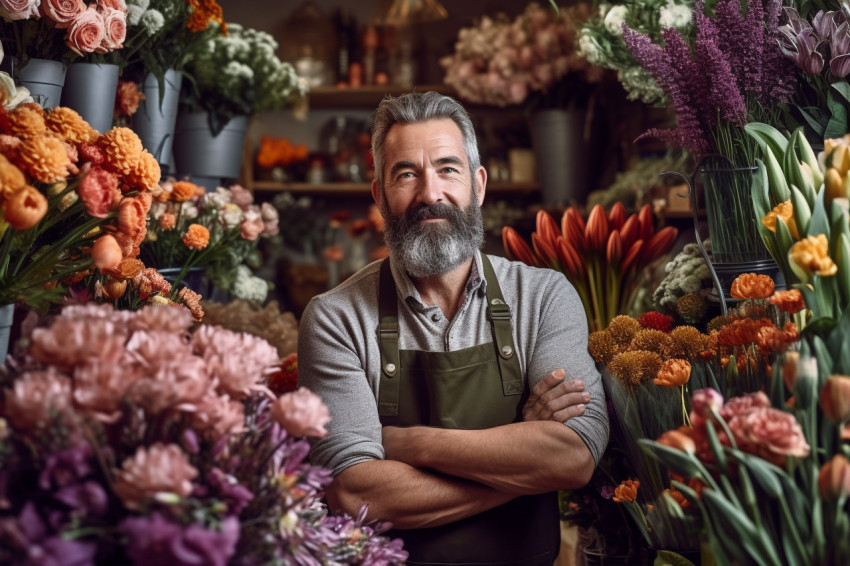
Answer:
[
  {"left": 745, "top": 122, "right": 789, "bottom": 159},
  {"left": 790, "top": 185, "right": 812, "bottom": 236},
  {"left": 700, "top": 490, "right": 772, "bottom": 566},
  {"left": 784, "top": 132, "right": 810, "bottom": 205},
  {"left": 808, "top": 187, "right": 831, "bottom": 240},
  {"left": 796, "top": 106, "right": 829, "bottom": 139},
  {"left": 752, "top": 160, "right": 773, "bottom": 220},
  {"left": 730, "top": 449, "right": 783, "bottom": 497},
  {"left": 794, "top": 126, "right": 824, "bottom": 189},
  {"left": 638, "top": 439, "right": 703, "bottom": 479},
  {"left": 654, "top": 550, "right": 697, "bottom": 566},
  {"left": 836, "top": 234, "right": 850, "bottom": 308},
  {"left": 763, "top": 144, "right": 791, "bottom": 204},
  {"left": 812, "top": 334, "right": 836, "bottom": 378},
  {"left": 825, "top": 89, "right": 850, "bottom": 139},
  {"left": 705, "top": 420, "right": 728, "bottom": 472}
]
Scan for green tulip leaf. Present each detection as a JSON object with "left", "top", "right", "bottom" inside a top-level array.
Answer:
[
  {"left": 654, "top": 550, "right": 697, "bottom": 566},
  {"left": 638, "top": 439, "right": 703, "bottom": 478},
  {"left": 808, "top": 187, "right": 831, "bottom": 241},
  {"left": 790, "top": 185, "right": 812, "bottom": 236},
  {"left": 745, "top": 122, "right": 789, "bottom": 159},
  {"left": 728, "top": 449, "right": 783, "bottom": 497},
  {"left": 825, "top": 89, "right": 850, "bottom": 139}
]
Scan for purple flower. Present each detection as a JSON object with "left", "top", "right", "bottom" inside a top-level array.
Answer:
[
  {"left": 38, "top": 445, "right": 93, "bottom": 491},
  {"left": 600, "top": 484, "right": 615, "bottom": 500},
  {"left": 206, "top": 468, "right": 254, "bottom": 516},
  {"left": 54, "top": 481, "right": 109, "bottom": 517},
  {"left": 10, "top": 503, "right": 97, "bottom": 566},
  {"left": 779, "top": 27, "right": 826, "bottom": 75},
  {"left": 830, "top": 21, "right": 850, "bottom": 77},
  {"left": 121, "top": 512, "right": 240, "bottom": 566}
]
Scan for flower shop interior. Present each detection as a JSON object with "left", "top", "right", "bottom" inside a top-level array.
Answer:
[{"left": 2, "top": 0, "right": 850, "bottom": 565}]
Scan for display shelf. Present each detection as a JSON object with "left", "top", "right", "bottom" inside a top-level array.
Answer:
[{"left": 249, "top": 180, "right": 540, "bottom": 195}]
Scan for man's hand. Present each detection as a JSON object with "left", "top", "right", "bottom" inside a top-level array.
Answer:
[{"left": 522, "top": 369, "right": 590, "bottom": 423}]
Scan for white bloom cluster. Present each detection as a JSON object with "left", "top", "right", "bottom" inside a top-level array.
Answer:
[
  {"left": 653, "top": 242, "right": 713, "bottom": 313},
  {"left": 603, "top": 5, "right": 628, "bottom": 35},
  {"left": 231, "top": 265, "right": 270, "bottom": 303},
  {"left": 658, "top": 0, "right": 692, "bottom": 29}
]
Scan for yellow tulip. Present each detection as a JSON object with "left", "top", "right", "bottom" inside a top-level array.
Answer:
[
  {"left": 789, "top": 234, "right": 838, "bottom": 278},
  {"left": 762, "top": 200, "right": 800, "bottom": 239}
]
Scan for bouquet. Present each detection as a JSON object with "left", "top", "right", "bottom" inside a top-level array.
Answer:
[
  {"left": 439, "top": 2, "right": 605, "bottom": 110},
  {"left": 0, "top": 89, "right": 161, "bottom": 311},
  {"left": 501, "top": 203, "right": 678, "bottom": 332},
  {"left": 0, "top": 0, "right": 127, "bottom": 69},
  {"left": 0, "top": 302, "right": 408, "bottom": 565},
  {"left": 180, "top": 22, "right": 307, "bottom": 135},
  {"left": 578, "top": 0, "right": 694, "bottom": 105},
  {"left": 141, "top": 180, "right": 279, "bottom": 302}
]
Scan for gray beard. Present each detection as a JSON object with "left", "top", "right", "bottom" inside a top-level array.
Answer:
[{"left": 381, "top": 197, "right": 485, "bottom": 279}]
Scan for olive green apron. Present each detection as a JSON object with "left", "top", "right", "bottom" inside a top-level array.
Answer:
[{"left": 377, "top": 255, "right": 559, "bottom": 566}]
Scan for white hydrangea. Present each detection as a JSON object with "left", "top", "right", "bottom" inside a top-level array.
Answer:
[
  {"left": 577, "top": 29, "right": 601, "bottom": 64},
  {"left": 603, "top": 5, "right": 628, "bottom": 35},
  {"left": 138, "top": 9, "right": 164, "bottom": 35},
  {"left": 659, "top": 1, "right": 692, "bottom": 29},
  {"left": 231, "top": 265, "right": 269, "bottom": 303}
]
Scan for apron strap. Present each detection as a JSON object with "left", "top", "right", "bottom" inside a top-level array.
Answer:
[
  {"left": 480, "top": 254, "right": 524, "bottom": 396},
  {"left": 378, "top": 258, "right": 401, "bottom": 416}
]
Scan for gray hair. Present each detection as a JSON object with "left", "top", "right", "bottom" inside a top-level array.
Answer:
[{"left": 370, "top": 91, "right": 481, "bottom": 189}]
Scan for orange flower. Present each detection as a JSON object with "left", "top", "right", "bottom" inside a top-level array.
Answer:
[
  {"left": 9, "top": 103, "right": 47, "bottom": 139},
  {"left": 187, "top": 0, "right": 225, "bottom": 32},
  {"left": 761, "top": 200, "right": 800, "bottom": 239},
  {"left": 44, "top": 106, "right": 99, "bottom": 144},
  {"left": 97, "top": 127, "right": 143, "bottom": 176},
  {"left": 182, "top": 224, "right": 210, "bottom": 250},
  {"left": 159, "top": 212, "right": 177, "bottom": 230},
  {"left": 16, "top": 133, "right": 71, "bottom": 183},
  {"left": 790, "top": 234, "right": 837, "bottom": 278},
  {"left": 3, "top": 185, "right": 47, "bottom": 230},
  {"left": 100, "top": 276, "right": 128, "bottom": 300},
  {"left": 820, "top": 375, "right": 850, "bottom": 424},
  {"left": 716, "top": 317, "right": 765, "bottom": 346},
  {"left": 0, "top": 154, "right": 26, "bottom": 197},
  {"left": 124, "top": 149, "right": 160, "bottom": 192},
  {"left": 613, "top": 479, "right": 639, "bottom": 503},
  {"left": 113, "top": 80, "right": 146, "bottom": 119},
  {"left": 177, "top": 287, "right": 205, "bottom": 321},
  {"left": 654, "top": 358, "right": 691, "bottom": 387},
  {"left": 730, "top": 273, "right": 775, "bottom": 300},
  {"left": 769, "top": 289, "right": 806, "bottom": 314},
  {"left": 171, "top": 180, "right": 201, "bottom": 202},
  {"left": 117, "top": 193, "right": 152, "bottom": 245},
  {"left": 91, "top": 234, "right": 123, "bottom": 271},
  {"left": 819, "top": 454, "right": 850, "bottom": 500},
  {"left": 102, "top": 258, "right": 145, "bottom": 280},
  {"left": 656, "top": 427, "right": 696, "bottom": 454},
  {"left": 663, "top": 488, "right": 691, "bottom": 508},
  {"left": 584, "top": 203, "right": 609, "bottom": 253}
]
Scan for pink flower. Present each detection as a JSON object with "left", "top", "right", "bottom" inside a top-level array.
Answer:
[
  {"left": 0, "top": 0, "right": 39, "bottom": 20},
  {"left": 41, "top": 0, "right": 84, "bottom": 28},
  {"left": 29, "top": 306, "right": 128, "bottom": 372},
  {"left": 91, "top": 234, "right": 122, "bottom": 271},
  {"left": 77, "top": 166, "right": 120, "bottom": 218},
  {"left": 734, "top": 407, "right": 811, "bottom": 466},
  {"left": 270, "top": 387, "right": 331, "bottom": 437},
  {"left": 720, "top": 391, "right": 772, "bottom": 419},
  {"left": 191, "top": 326, "right": 279, "bottom": 399},
  {"left": 128, "top": 304, "right": 193, "bottom": 334},
  {"left": 228, "top": 183, "right": 253, "bottom": 209},
  {"left": 112, "top": 443, "right": 198, "bottom": 510},
  {"left": 97, "top": 0, "right": 125, "bottom": 9},
  {"left": 3, "top": 370, "right": 73, "bottom": 432},
  {"left": 260, "top": 202, "right": 279, "bottom": 236},
  {"left": 240, "top": 207, "right": 264, "bottom": 241},
  {"left": 65, "top": 4, "right": 106, "bottom": 56},
  {"left": 192, "top": 394, "right": 246, "bottom": 440},
  {"left": 73, "top": 359, "right": 141, "bottom": 423},
  {"left": 100, "top": 6, "right": 125, "bottom": 50},
  {"left": 689, "top": 388, "right": 724, "bottom": 426}
]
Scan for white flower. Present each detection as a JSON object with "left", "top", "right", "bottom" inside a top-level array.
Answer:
[
  {"left": 139, "top": 9, "right": 164, "bottom": 34},
  {"left": 603, "top": 5, "right": 628, "bottom": 35},
  {"left": 578, "top": 29, "right": 601, "bottom": 64},
  {"left": 659, "top": 1, "right": 692, "bottom": 29},
  {"left": 219, "top": 203, "right": 244, "bottom": 228},
  {"left": 181, "top": 202, "right": 199, "bottom": 220},
  {"left": 231, "top": 265, "right": 269, "bottom": 303},
  {"left": 0, "top": 72, "right": 32, "bottom": 110}
]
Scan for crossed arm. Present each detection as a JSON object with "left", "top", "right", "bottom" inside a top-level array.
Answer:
[{"left": 324, "top": 370, "right": 596, "bottom": 529}]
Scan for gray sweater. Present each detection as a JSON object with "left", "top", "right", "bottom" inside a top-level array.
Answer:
[{"left": 298, "top": 252, "right": 609, "bottom": 476}]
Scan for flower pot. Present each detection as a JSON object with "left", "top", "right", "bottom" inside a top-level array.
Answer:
[
  {"left": 132, "top": 69, "right": 183, "bottom": 175},
  {"left": 173, "top": 112, "right": 249, "bottom": 191},
  {"left": 16, "top": 58, "right": 66, "bottom": 109},
  {"left": 158, "top": 266, "right": 208, "bottom": 296},
  {"left": 529, "top": 108, "right": 590, "bottom": 206},
  {"left": 60, "top": 62, "right": 120, "bottom": 133},
  {"left": 0, "top": 303, "right": 14, "bottom": 364}
]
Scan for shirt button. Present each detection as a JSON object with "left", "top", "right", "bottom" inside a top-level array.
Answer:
[{"left": 431, "top": 313, "right": 440, "bottom": 322}]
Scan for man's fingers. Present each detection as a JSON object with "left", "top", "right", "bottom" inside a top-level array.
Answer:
[{"left": 532, "top": 379, "right": 585, "bottom": 409}]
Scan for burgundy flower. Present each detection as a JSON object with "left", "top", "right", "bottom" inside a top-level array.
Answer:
[
  {"left": 779, "top": 26, "right": 826, "bottom": 74},
  {"left": 121, "top": 513, "right": 239, "bottom": 566},
  {"left": 829, "top": 21, "right": 850, "bottom": 77}
]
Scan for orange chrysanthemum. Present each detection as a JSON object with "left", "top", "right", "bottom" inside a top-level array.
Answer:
[
  {"left": 97, "top": 127, "right": 143, "bottom": 176},
  {"left": 187, "top": 0, "right": 225, "bottom": 32},
  {"left": 629, "top": 328, "right": 673, "bottom": 358},
  {"left": 124, "top": 149, "right": 160, "bottom": 192},
  {"left": 9, "top": 103, "right": 47, "bottom": 139},
  {"left": 171, "top": 180, "right": 201, "bottom": 202},
  {"left": 44, "top": 107, "right": 99, "bottom": 144},
  {"left": 769, "top": 289, "right": 806, "bottom": 314},
  {"left": 606, "top": 315, "right": 642, "bottom": 347},
  {"left": 669, "top": 326, "right": 707, "bottom": 360},
  {"left": 0, "top": 154, "right": 26, "bottom": 197},
  {"left": 608, "top": 350, "right": 663, "bottom": 388},
  {"left": 654, "top": 358, "right": 691, "bottom": 387},
  {"left": 183, "top": 224, "right": 210, "bottom": 250},
  {"left": 588, "top": 331, "right": 619, "bottom": 364},
  {"left": 159, "top": 212, "right": 177, "bottom": 230},
  {"left": 117, "top": 193, "right": 152, "bottom": 245},
  {"left": 613, "top": 479, "right": 640, "bottom": 503},
  {"left": 16, "top": 133, "right": 71, "bottom": 184},
  {"left": 730, "top": 273, "right": 775, "bottom": 300}
]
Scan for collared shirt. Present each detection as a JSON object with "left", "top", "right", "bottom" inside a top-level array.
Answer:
[{"left": 298, "top": 252, "right": 609, "bottom": 476}]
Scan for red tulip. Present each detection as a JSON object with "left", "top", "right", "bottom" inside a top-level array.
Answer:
[
  {"left": 535, "top": 209, "right": 561, "bottom": 249},
  {"left": 608, "top": 202, "right": 627, "bottom": 232},
  {"left": 557, "top": 236, "right": 585, "bottom": 279},
  {"left": 532, "top": 232, "right": 560, "bottom": 269},
  {"left": 502, "top": 226, "right": 539, "bottom": 267},
  {"left": 606, "top": 230, "right": 623, "bottom": 266},
  {"left": 638, "top": 204, "right": 655, "bottom": 243},
  {"left": 620, "top": 240, "right": 645, "bottom": 274},
  {"left": 562, "top": 208, "right": 588, "bottom": 253},
  {"left": 585, "top": 204, "right": 609, "bottom": 253},
  {"left": 640, "top": 226, "right": 679, "bottom": 263},
  {"left": 619, "top": 215, "right": 640, "bottom": 252}
]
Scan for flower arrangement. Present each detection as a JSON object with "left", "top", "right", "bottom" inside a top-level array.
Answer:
[
  {"left": 0, "top": 0, "right": 128, "bottom": 68},
  {"left": 180, "top": 22, "right": 307, "bottom": 135},
  {"left": 652, "top": 241, "right": 715, "bottom": 324},
  {"left": 200, "top": 299, "right": 298, "bottom": 359},
  {"left": 0, "top": 302, "right": 408, "bottom": 565},
  {"left": 140, "top": 179, "right": 279, "bottom": 301},
  {"left": 0, "top": 93, "right": 162, "bottom": 311},
  {"left": 501, "top": 203, "right": 678, "bottom": 332},
  {"left": 577, "top": 0, "right": 694, "bottom": 105},
  {"left": 439, "top": 2, "right": 606, "bottom": 110}
]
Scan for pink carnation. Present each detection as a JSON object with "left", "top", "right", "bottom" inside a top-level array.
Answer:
[
  {"left": 240, "top": 208, "right": 264, "bottom": 241},
  {"left": 192, "top": 394, "right": 246, "bottom": 440},
  {"left": 41, "top": 0, "right": 84, "bottom": 28},
  {"left": 73, "top": 358, "right": 142, "bottom": 423},
  {"left": 731, "top": 407, "right": 811, "bottom": 466},
  {"left": 191, "top": 325, "right": 279, "bottom": 399},
  {"left": 260, "top": 202, "right": 279, "bottom": 236},
  {"left": 29, "top": 307, "right": 128, "bottom": 372},
  {"left": 270, "top": 387, "right": 331, "bottom": 438},
  {"left": 100, "top": 6, "right": 125, "bottom": 50},
  {"left": 3, "top": 370, "right": 73, "bottom": 432},
  {"left": 65, "top": 4, "right": 106, "bottom": 56},
  {"left": 0, "top": 0, "right": 39, "bottom": 20},
  {"left": 78, "top": 166, "right": 120, "bottom": 218}
]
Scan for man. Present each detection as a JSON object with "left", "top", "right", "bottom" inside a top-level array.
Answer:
[{"left": 298, "top": 91, "right": 608, "bottom": 565}]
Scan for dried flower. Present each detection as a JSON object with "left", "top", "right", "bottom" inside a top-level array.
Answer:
[
  {"left": 629, "top": 328, "right": 673, "bottom": 357},
  {"left": 608, "top": 350, "right": 664, "bottom": 388},
  {"left": 669, "top": 325, "right": 708, "bottom": 360},
  {"left": 607, "top": 315, "right": 642, "bottom": 346},
  {"left": 588, "top": 330, "right": 618, "bottom": 364},
  {"left": 676, "top": 292, "right": 707, "bottom": 324}
]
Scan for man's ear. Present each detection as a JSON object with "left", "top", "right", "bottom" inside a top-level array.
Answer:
[
  {"left": 371, "top": 179, "right": 381, "bottom": 205},
  {"left": 475, "top": 166, "right": 487, "bottom": 206}
]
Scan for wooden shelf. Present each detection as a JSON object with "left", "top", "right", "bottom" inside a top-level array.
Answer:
[
  {"left": 307, "top": 85, "right": 458, "bottom": 109},
  {"left": 250, "top": 180, "right": 540, "bottom": 195}
]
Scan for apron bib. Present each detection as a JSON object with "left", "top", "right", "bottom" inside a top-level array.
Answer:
[{"left": 377, "top": 255, "right": 559, "bottom": 566}]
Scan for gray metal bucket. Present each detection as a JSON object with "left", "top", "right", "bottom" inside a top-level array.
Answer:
[
  {"left": 173, "top": 112, "right": 248, "bottom": 183},
  {"left": 60, "top": 62, "right": 120, "bottom": 133},
  {"left": 133, "top": 69, "right": 183, "bottom": 175},
  {"left": 17, "top": 58, "right": 66, "bottom": 109}
]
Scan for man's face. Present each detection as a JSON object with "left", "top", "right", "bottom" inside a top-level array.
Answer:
[{"left": 372, "top": 119, "right": 487, "bottom": 278}]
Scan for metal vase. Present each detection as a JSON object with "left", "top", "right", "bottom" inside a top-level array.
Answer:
[
  {"left": 0, "top": 303, "right": 14, "bottom": 365},
  {"left": 132, "top": 69, "right": 183, "bottom": 175},
  {"left": 529, "top": 108, "right": 589, "bottom": 206},
  {"left": 60, "top": 62, "right": 120, "bottom": 133},
  {"left": 17, "top": 58, "right": 66, "bottom": 109},
  {"left": 173, "top": 112, "right": 249, "bottom": 190}
]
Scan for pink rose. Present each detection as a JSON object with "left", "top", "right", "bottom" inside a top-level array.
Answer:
[
  {"left": 0, "top": 0, "right": 39, "bottom": 20},
  {"left": 41, "top": 0, "right": 84, "bottom": 28},
  {"left": 98, "top": 0, "right": 125, "bottom": 9},
  {"left": 270, "top": 387, "right": 331, "bottom": 438},
  {"left": 737, "top": 407, "right": 811, "bottom": 466},
  {"left": 100, "top": 6, "right": 125, "bottom": 50},
  {"left": 228, "top": 183, "right": 253, "bottom": 209},
  {"left": 78, "top": 166, "right": 120, "bottom": 218},
  {"left": 65, "top": 4, "right": 106, "bottom": 56},
  {"left": 240, "top": 208, "right": 264, "bottom": 241}
]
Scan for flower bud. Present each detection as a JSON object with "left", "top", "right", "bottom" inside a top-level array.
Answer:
[
  {"left": 818, "top": 454, "right": 850, "bottom": 500},
  {"left": 825, "top": 168, "right": 845, "bottom": 202},
  {"left": 782, "top": 351, "right": 800, "bottom": 390},
  {"left": 656, "top": 427, "right": 696, "bottom": 455},
  {"left": 91, "top": 234, "right": 122, "bottom": 272},
  {"left": 820, "top": 375, "right": 850, "bottom": 423}
]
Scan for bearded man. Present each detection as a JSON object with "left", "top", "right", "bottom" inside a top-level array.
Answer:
[{"left": 298, "top": 91, "right": 608, "bottom": 566}]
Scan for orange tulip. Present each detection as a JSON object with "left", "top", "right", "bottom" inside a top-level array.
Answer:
[
  {"left": 613, "top": 479, "right": 640, "bottom": 503},
  {"left": 562, "top": 207, "right": 588, "bottom": 253},
  {"left": 502, "top": 226, "right": 539, "bottom": 267},
  {"left": 608, "top": 201, "right": 627, "bottom": 231},
  {"left": 654, "top": 358, "right": 691, "bottom": 387},
  {"left": 819, "top": 454, "right": 850, "bottom": 500},
  {"left": 637, "top": 204, "right": 655, "bottom": 242},
  {"left": 585, "top": 204, "right": 609, "bottom": 253},
  {"left": 769, "top": 289, "right": 806, "bottom": 314},
  {"left": 619, "top": 214, "right": 641, "bottom": 251},
  {"left": 91, "top": 234, "right": 123, "bottom": 272},
  {"left": 535, "top": 209, "right": 561, "bottom": 249},
  {"left": 606, "top": 230, "right": 623, "bottom": 266},
  {"left": 640, "top": 226, "right": 679, "bottom": 262},
  {"left": 532, "top": 232, "right": 559, "bottom": 269},
  {"left": 656, "top": 427, "right": 696, "bottom": 454},
  {"left": 3, "top": 185, "right": 48, "bottom": 230},
  {"left": 620, "top": 240, "right": 645, "bottom": 275},
  {"left": 557, "top": 236, "right": 585, "bottom": 279},
  {"left": 820, "top": 375, "right": 850, "bottom": 424}
]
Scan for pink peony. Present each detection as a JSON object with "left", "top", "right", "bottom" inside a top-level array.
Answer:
[
  {"left": 112, "top": 443, "right": 198, "bottom": 510},
  {"left": 3, "top": 370, "right": 73, "bottom": 432},
  {"left": 270, "top": 387, "right": 331, "bottom": 438},
  {"left": 41, "top": 0, "right": 84, "bottom": 28},
  {"left": 228, "top": 184, "right": 253, "bottom": 209},
  {"left": 734, "top": 407, "right": 811, "bottom": 466},
  {"left": 192, "top": 394, "right": 246, "bottom": 440},
  {"left": 191, "top": 325, "right": 279, "bottom": 399},
  {"left": 0, "top": 0, "right": 39, "bottom": 20},
  {"left": 65, "top": 4, "right": 106, "bottom": 56},
  {"left": 100, "top": 6, "right": 125, "bottom": 50},
  {"left": 77, "top": 166, "right": 120, "bottom": 218}
]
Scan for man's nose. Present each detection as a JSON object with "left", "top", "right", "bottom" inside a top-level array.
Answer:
[{"left": 416, "top": 169, "right": 443, "bottom": 205}]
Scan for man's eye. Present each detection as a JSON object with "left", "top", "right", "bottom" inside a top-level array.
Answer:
[{"left": 442, "top": 166, "right": 460, "bottom": 174}]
